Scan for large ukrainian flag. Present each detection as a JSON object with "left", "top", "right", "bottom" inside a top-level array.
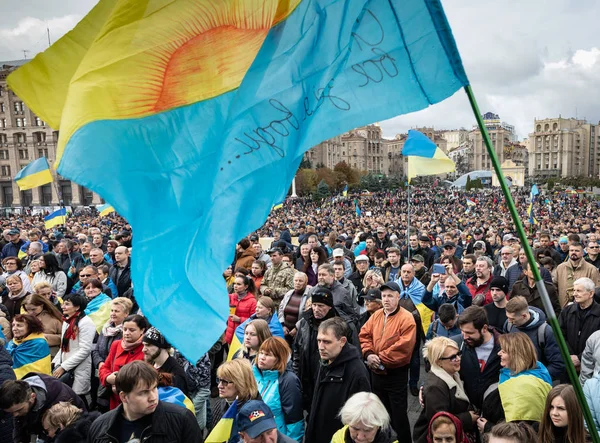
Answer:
[
  {"left": 14, "top": 158, "right": 53, "bottom": 191},
  {"left": 44, "top": 208, "right": 67, "bottom": 229},
  {"left": 7, "top": 0, "right": 469, "bottom": 360},
  {"left": 498, "top": 363, "right": 552, "bottom": 423},
  {"left": 403, "top": 130, "right": 455, "bottom": 183},
  {"left": 6, "top": 333, "right": 52, "bottom": 379}
]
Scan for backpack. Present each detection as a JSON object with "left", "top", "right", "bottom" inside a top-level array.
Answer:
[{"left": 537, "top": 323, "right": 547, "bottom": 351}]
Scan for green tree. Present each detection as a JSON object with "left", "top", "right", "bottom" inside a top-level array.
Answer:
[
  {"left": 547, "top": 178, "right": 555, "bottom": 190},
  {"left": 314, "top": 179, "right": 330, "bottom": 200},
  {"left": 299, "top": 156, "right": 312, "bottom": 169},
  {"left": 334, "top": 161, "right": 360, "bottom": 185},
  {"left": 465, "top": 174, "right": 472, "bottom": 191}
]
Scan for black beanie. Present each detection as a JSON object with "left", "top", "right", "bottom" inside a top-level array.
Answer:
[
  {"left": 142, "top": 327, "right": 171, "bottom": 349},
  {"left": 311, "top": 287, "right": 334, "bottom": 307},
  {"left": 490, "top": 276, "right": 509, "bottom": 295}
]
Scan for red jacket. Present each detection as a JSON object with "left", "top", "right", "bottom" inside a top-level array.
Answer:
[
  {"left": 99, "top": 339, "right": 144, "bottom": 409},
  {"left": 225, "top": 292, "right": 257, "bottom": 344},
  {"left": 466, "top": 275, "right": 493, "bottom": 305}
]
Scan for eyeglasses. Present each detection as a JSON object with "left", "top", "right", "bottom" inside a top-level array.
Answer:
[
  {"left": 439, "top": 351, "right": 462, "bottom": 361},
  {"left": 216, "top": 378, "right": 233, "bottom": 386},
  {"left": 79, "top": 274, "right": 93, "bottom": 277},
  {"left": 589, "top": 246, "right": 599, "bottom": 249}
]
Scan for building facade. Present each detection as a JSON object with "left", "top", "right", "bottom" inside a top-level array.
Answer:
[
  {"left": 528, "top": 117, "right": 600, "bottom": 179},
  {"left": 470, "top": 112, "right": 520, "bottom": 171},
  {"left": 0, "top": 61, "right": 102, "bottom": 208}
]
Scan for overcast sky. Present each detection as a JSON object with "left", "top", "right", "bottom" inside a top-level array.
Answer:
[{"left": 1, "top": 0, "right": 598, "bottom": 140}]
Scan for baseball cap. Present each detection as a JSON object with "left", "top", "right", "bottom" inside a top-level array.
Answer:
[
  {"left": 355, "top": 255, "right": 369, "bottom": 263},
  {"left": 443, "top": 242, "right": 456, "bottom": 249},
  {"left": 473, "top": 241, "right": 486, "bottom": 250},
  {"left": 7, "top": 228, "right": 20, "bottom": 235},
  {"left": 411, "top": 254, "right": 424, "bottom": 263},
  {"left": 502, "top": 234, "right": 517, "bottom": 243},
  {"left": 377, "top": 226, "right": 386, "bottom": 233},
  {"left": 418, "top": 235, "right": 430, "bottom": 243},
  {"left": 237, "top": 400, "right": 277, "bottom": 439},
  {"left": 380, "top": 281, "right": 401, "bottom": 293},
  {"left": 267, "top": 247, "right": 283, "bottom": 255},
  {"left": 364, "top": 288, "right": 382, "bottom": 301},
  {"left": 473, "top": 228, "right": 483, "bottom": 235},
  {"left": 332, "top": 248, "right": 344, "bottom": 258}
]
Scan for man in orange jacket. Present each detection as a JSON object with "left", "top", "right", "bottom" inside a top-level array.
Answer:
[{"left": 359, "top": 281, "right": 417, "bottom": 442}]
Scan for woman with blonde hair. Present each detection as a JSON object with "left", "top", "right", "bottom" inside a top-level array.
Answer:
[
  {"left": 42, "top": 401, "right": 100, "bottom": 443},
  {"left": 253, "top": 337, "right": 304, "bottom": 441},
  {"left": 233, "top": 318, "right": 272, "bottom": 363},
  {"left": 413, "top": 337, "right": 477, "bottom": 443},
  {"left": 493, "top": 332, "right": 551, "bottom": 426},
  {"left": 235, "top": 296, "right": 284, "bottom": 344},
  {"left": 22, "top": 293, "right": 63, "bottom": 357},
  {"left": 210, "top": 359, "right": 260, "bottom": 439},
  {"left": 2, "top": 274, "right": 30, "bottom": 320},
  {"left": 34, "top": 281, "right": 61, "bottom": 309},
  {"left": 332, "top": 392, "right": 396, "bottom": 443}
]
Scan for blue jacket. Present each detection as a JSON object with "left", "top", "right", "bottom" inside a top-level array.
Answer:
[
  {"left": 235, "top": 313, "right": 284, "bottom": 344},
  {"left": 422, "top": 281, "right": 471, "bottom": 314},
  {"left": 492, "top": 263, "right": 521, "bottom": 292},
  {"left": 584, "top": 371, "right": 600, "bottom": 433},
  {"left": 1, "top": 240, "right": 25, "bottom": 259},
  {"left": 426, "top": 319, "right": 461, "bottom": 340},
  {"left": 252, "top": 366, "right": 304, "bottom": 442},
  {"left": 504, "top": 306, "right": 565, "bottom": 380},
  {"left": 103, "top": 277, "right": 119, "bottom": 298}
]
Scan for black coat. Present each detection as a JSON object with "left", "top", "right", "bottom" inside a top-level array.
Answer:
[
  {"left": 54, "top": 411, "right": 101, "bottom": 443},
  {"left": 0, "top": 345, "right": 15, "bottom": 443},
  {"left": 88, "top": 401, "right": 202, "bottom": 443},
  {"left": 559, "top": 301, "right": 600, "bottom": 357},
  {"left": 413, "top": 371, "right": 473, "bottom": 443},
  {"left": 511, "top": 278, "right": 561, "bottom": 316},
  {"left": 305, "top": 344, "right": 371, "bottom": 443},
  {"left": 108, "top": 259, "right": 131, "bottom": 298},
  {"left": 452, "top": 328, "right": 502, "bottom": 410}
]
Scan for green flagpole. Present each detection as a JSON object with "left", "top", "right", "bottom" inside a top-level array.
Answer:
[{"left": 464, "top": 84, "right": 600, "bottom": 443}]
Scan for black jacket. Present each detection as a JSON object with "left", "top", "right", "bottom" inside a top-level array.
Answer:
[
  {"left": 158, "top": 356, "right": 190, "bottom": 396},
  {"left": 412, "top": 371, "right": 473, "bottom": 443},
  {"left": 0, "top": 344, "right": 15, "bottom": 443},
  {"left": 511, "top": 278, "right": 561, "bottom": 317},
  {"left": 452, "top": 328, "right": 502, "bottom": 409},
  {"left": 305, "top": 344, "right": 371, "bottom": 443},
  {"left": 559, "top": 301, "right": 600, "bottom": 357},
  {"left": 88, "top": 401, "right": 202, "bottom": 443},
  {"left": 108, "top": 259, "right": 131, "bottom": 298},
  {"left": 54, "top": 411, "right": 101, "bottom": 443}
]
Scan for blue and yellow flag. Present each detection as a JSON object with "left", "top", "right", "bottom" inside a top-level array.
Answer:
[
  {"left": 8, "top": 0, "right": 469, "bottom": 360},
  {"left": 226, "top": 334, "right": 243, "bottom": 362},
  {"left": 97, "top": 204, "right": 115, "bottom": 217},
  {"left": 14, "top": 157, "right": 53, "bottom": 191},
  {"left": 158, "top": 386, "right": 195, "bottom": 414},
  {"left": 499, "top": 363, "right": 551, "bottom": 422},
  {"left": 84, "top": 294, "right": 112, "bottom": 333},
  {"left": 44, "top": 208, "right": 67, "bottom": 229},
  {"left": 403, "top": 130, "right": 455, "bottom": 183},
  {"left": 528, "top": 184, "right": 540, "bottom": 225},
  {"left": 6, "top": 333, "right": 52, "bottom": 379},
  {"left": 343, "top": 185, "right": 348, "bottom": 197},
  {"left": 206, "top": 399, "right": 238, "bottom": 443}
]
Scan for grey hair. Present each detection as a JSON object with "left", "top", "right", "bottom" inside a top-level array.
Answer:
[
  {"left": 339, "top": 392, "right": 390, "bottom": 429},
  {"left": 29, "top": 241, "right": 43, "bottom": 252},
  {"left": 574, "top": 277, "right": 595, "bottom": 293},
  {"left": 294, "top": 271, "right": 308, "bottom": 283},
  {"left": 500, "top": 246, "right": 513, "bottom": 255},
  {"left": 476, "top": 256, "right": 493, "bottom": 269}
]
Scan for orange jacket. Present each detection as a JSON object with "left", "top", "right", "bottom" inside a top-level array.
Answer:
[{"left": 359, "top": 306, "right": 416, "bottom": 369}]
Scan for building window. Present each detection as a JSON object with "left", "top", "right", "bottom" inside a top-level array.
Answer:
[
  {"left": 34, "top": 132, "right": 46, "bottom": 143},
  {"left": 22, "top": 118, "right": 27, "bottom": 128},
  {"left": 37, "top": 148, "right": 48, "bottom": 158},
  {"left": 18, "top": 149, "right": 29, "bottom": 160},
  {"left": 35, "top": 117, "right": 44, "bottom": 127},
  {"left": 0, "top": 103, "right": 4, "bottom": 113},
  {"left": 0, "top": 150, "right": 8, "bottom": 160},
  {"left": 15, "top": 118, "right": 22, "bottom": 127},
  {"left": 0, "top": 119, "right": 5, "bottom": 128},
  {"left": 1, "top": 166, "right": 10, "bottom": 176},
  {"left": 15, "top": 133, "right": 25, "bottom": 144},
  {"left": 0, "top": 135, "right": 5, "bottom": 144}
]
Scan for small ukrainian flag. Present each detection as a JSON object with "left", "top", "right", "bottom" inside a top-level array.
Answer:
[
  {"left": 343, "top": 184, "right": 348, "bottom": 197},
  {"left": 97, "top": 204, "right": 115, "bottom": 217},
  {"left": 205, "top": 399, "right": 238, "bottom": 442},
  {"left": 44, "top": 208, "right": 66, "bottom": 229},
  {"left": 14, "top": 157, "right": 53, "bottom": 191}
]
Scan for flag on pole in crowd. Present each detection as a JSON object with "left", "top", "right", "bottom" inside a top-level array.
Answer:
[
  {"left": 403, "top": 130, "right": 455, "bottom": 183},
  {"left": 466, "top": 198, "right": 476, "bottom": 207},
  {"left": 44, "top": 208, "right": 66, "bottom": 229},
  {"left": 7, "top": 0, "right": 469, "bottom": 360},
  {"left": 355, "top": 199, "right": 361, "bottom": 217},
  {"left": 226, "top": 334, "right": 242, "bottom": 362},
  {"left": 342, "top": 184, "right": 348, "bottom": 197},
  {"left": 530, "top": 183, "right": 540, "bottom": 201},
  {"left": 97, "top": 204, "right": 115, "bottom": 216},
  {"left": 528, "top": 184, "right": 539, "bottom": 225},
  {"left": 14, "top": 157, "right": 53, "bottom": 191},
  {"left": 205, "top": 399, "right": 238, "bottom": 443},
  {"left": 272, "top": 202, "right": 284, "bottom": 211}
]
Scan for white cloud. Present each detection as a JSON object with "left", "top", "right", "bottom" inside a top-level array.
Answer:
[{"left": 0, "top": 15, "right": 81, "bottom": 60}]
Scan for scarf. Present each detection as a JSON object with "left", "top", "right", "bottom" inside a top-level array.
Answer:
[
  {"left": 61, "top": 316, "right": 79, "bottom": 353},
  {"left": 430, "top": 365, "right": 470, "bottom": 403},
  {"left": 121, "top": 335, "right": 144, "bottom": 352},
  {"left": 102, "top": 321, "right": 123, "bottom": 338},
  {"left": 8, "top": 289, "right": 26, "bottom": 301}
]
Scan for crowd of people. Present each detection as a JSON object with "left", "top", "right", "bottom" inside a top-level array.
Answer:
[{"left": 0, "top": 186, "right": 599, "bottom": 442}]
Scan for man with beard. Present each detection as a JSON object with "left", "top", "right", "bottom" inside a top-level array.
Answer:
[
  {"left": 453, "top": 306, "right": 502, "bottom": 412},
  {"left": 142, "top": 327, "right": 189, "bottom": 396},
  {"left": 307, "top": 264, "right": 358, "bottom": 326},
  {"left": 466, "top": 256, "right": 494, "bottom": 306},
  {"left": 292, "top": 287, "right": 338, "bottom": 411},
  {"left": 556, "top": 242, "right": 600, "bottom": 307}
]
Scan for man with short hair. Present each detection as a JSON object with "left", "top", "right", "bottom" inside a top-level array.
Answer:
[
  {"left": 142, "top": 327, "right": 189, "bottom": 395},
  {"left": 92, "top": 233, "right": 105, "bottom": 251},
  {"left": 1, "top": 228, "right": 25, "bottom": 259},
  {"left": 586, "top": 241, "right": 600, "bottom": 270},
  {"left": 383, "top": 247, "right": 402, "bottom": 282},
  {"left": 359, "top": 288, "right": 383, "bottom": 329},
  {"left": 458, "top": 254, "right": 476, "bottom": 283},
  {"left": 454, "top": 306, "right": 501, "bottom": 411},
  {"left": 492, "top": 246, "right": 521, "bottom": 292},
  {"left": 511, "top": 260, "right": 561, "bottom": 316},
  {"left": 466, "top": 228, "right": 492, "bottom": 257},
  {"left": 331, "top": 248, "right": 352, "bottom": 278},
  {"left": 466, "top": 256, "right": 494, "bottom": 306},
  {"left": 306, "top": 317, "right": 370, "bottom": 443},
  {"left": 556, "top": 236, "right": 570, "bottom": 262},
  {"left": 308, "top": 264, "right": 358, "bottom": 325},
  {"left": 559, "top": 277, "right": 600, "bottom": 374},
  {"left": 88, "top": 360, "right": 201, "bottom": 442},
  {"left": 0, "top": 372, "right": 85, "bottom": 442},
  {"left": 411, "top": 254, "right": 431, "bottom": 287},
  {"left": 556, "top": 242, "right": 600, "bottom": 307},
  {"left": 504, "top": 295, "right": 565, "bottom": 380},
  {"left": 535, "top": 232, "right": 563, "bottom": 265},
  {"left": 375, "top": 226, "right": 392, "bottom": 251},
  {"left": 109, "top": 246, "right": 132, "bottom": 297},
  {"left": 401, "top": 234, "right": 430, "bottom": 266},
  {"left": 333, "top": 262, "right": 357, "bottom": 307},
  {"left": 90, "top": 247, "right": 110, "bottom": 268},
  {"left": 293, "top": 287, "right": 338, "bottom": 410},
  {"left": 426, "top": 303, "right": 460, "bottom": 339},
  {"left": 359, "top": 281, "right": 416, "bottom": 441},
  {"left": 253, "top": 242, "right": 272, "bottom": 269},
  {"left": 417, "top": 235, "right": 435, "bottom": 268},
  {"left": 423, "top": 266, "right": 471, "bottom": 314},
  {"left": 237, "top": 400, "right": 296, "bottom": 443},
  {"left": 261, "top": 248, "right": 295, "bottom": 304},
  {"left": 484, "top": 276, "right": 509, "bottom": 330},
  {"left": 349, "top": 255, "right": 370, "bottom": 305}
]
